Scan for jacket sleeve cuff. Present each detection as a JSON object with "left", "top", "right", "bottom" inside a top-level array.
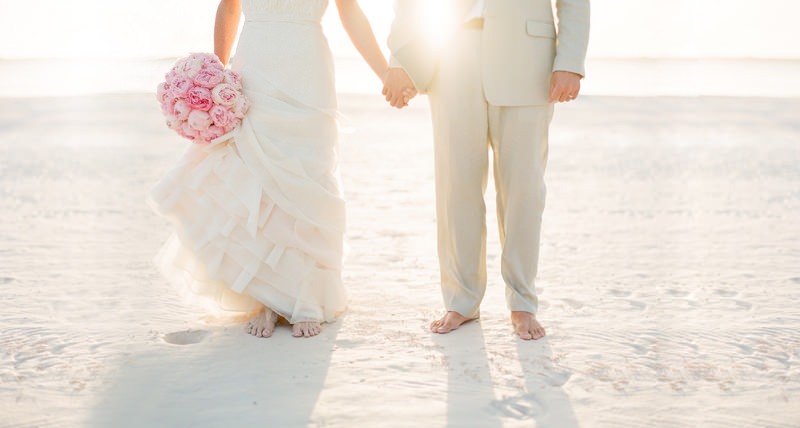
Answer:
[{"left": 552, "top": 58, "right": 585, "bottom": 79}]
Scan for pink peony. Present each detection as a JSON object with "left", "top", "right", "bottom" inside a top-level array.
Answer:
[
  {"left": 165, "top": 115, "right": 182, "bottom": 130},
  {"left": 187, "top": 86, "right": 213, "bottom": 111},
  {"left": 172, "top": 57, "right": 187, "bottom": 71},
  {"left": 165, "top": 63, "right": 181, "bottom": 84},
  {"left": 173, "top": 99, "right": 192, "bottom": 121},
  {"left": 208, "top": 105, "right": 235, "bottom": 128},
  {"left": 187, "top": 110, "right": 213, "bottom": 132},
  {"left": 232, "top": 95, "right": 249, "bottom": 118},
  {"left": 160, "top": 98, "right": 176, "bottom": 116},
  {"left": 223, "top": 69, "right": 242, "bottom": 90},
  {"left": 193, "top": 67, "right": 225, "bottom": 89},
  {"left": 179, "top": 122, "right": 199, "bottom": 140},
  {"left": 199, "top": 125, "right": 226, "bottom": 143},
  {"left": 156, "top": 82, "right": 170, "bottom": 103},
  {"left": 181, "top": 56, "right": 205, "bottom": 78},
  {"left": 201, "top": 54, "right": 224, "bottom": 70},
  {"left": 170, "top": 76, "right": 193, "bottom": 98},
  {"left": 211, "top": 83, "right": 239, "bottom": 107}
]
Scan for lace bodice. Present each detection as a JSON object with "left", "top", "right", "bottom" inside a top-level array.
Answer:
[{"left": 243, "top": 0, "right": 329, "bottom": 22}]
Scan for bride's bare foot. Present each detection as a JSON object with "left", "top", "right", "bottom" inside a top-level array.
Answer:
[
  {"left": 430, "top": 311, "right": 472, "bottom": 334},
  {"left": 246, "top": 308, "right": 278, "bottom": 338},
  {"left": 292, "top": 321, "right": 321, "bottom": 338},
  {"left": 511, "top": 311, "right": 546, "bottom": 340}
]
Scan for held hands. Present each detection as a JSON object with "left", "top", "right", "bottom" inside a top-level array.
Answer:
[
  {"left": 382, "top": 68, "right": 417, "bottom": 109},
  {"left": 549, "top": 71, "right": 582, "bottom": 103}
]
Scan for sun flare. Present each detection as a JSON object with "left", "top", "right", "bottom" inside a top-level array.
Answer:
[{"left": 418, "top": 0, "right": 459, "bottom": 50}]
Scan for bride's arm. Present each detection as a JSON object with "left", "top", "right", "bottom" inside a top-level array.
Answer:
[
  {"left": 335, "top": 0, "right": 388, "bottom": 81},
  {"left": 214, "top": 0, "right": 242, "bottom": 65}
]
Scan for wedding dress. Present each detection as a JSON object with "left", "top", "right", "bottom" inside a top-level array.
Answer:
[{"left": 150, "top": 0, "right": 346, "bottom": 323}]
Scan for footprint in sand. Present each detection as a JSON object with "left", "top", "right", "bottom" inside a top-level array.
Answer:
[
  {"left": 627, "top": 300, "right": 647, "bottom": 310},
  {"left": 608, "top": 289, "right": 632, "bottom": 298},
  {"left": 162, "top": 330, "right": 210, "bottom": 345},
  {"left": 561, "top": 298, "right": 584, "bottom": 310},
  {"left": 542, "top": 369, "right": 572, "bottom": 387},
  {"left": 491, "top": 394, "right": 544, "bottom": 420},
  {"left": 713, "top": 289, "right": 738, "bottom": 298},
  {"left": 664, "top": 289, "right": 690, "bottom": 297}
]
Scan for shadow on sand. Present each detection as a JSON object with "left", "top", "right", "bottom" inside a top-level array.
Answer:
[
  {"left": 88, "top": 318, "right": 341, "bottom": 427},
  {"left": 434, "top": 321, "right": 579, "bottom": 427}
]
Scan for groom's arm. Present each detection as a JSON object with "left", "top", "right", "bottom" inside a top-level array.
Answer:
[
  {"left": 549, "top": 0, "right": 590, "bottom": 102},
  {"left": 552, "top": 0, "right": 590, "bottom": 77},
  {"left": 383, "top": 0, "right": 440, "bottom": 107}
]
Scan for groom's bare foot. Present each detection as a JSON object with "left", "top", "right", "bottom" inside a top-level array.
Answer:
[
  {"left": 511, "top": 311, "right": 546, "bottom": 340},
  {"left": 246, "top": 307, "right": 278, "bottom": 338},
  {"left": 292, "top": 321, "right": 321, "bottom": 338},
  {"left": 430, "top": 311, "right": 471, "bottom": 334}
]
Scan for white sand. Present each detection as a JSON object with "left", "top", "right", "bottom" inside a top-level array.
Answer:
[{"left": 1, "top": 93, "right": 799, "bottom": 427}]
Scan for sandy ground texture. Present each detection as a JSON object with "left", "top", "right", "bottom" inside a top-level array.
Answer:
[{"left": 1, "top": 93, "right": 799, "bottom": 427}]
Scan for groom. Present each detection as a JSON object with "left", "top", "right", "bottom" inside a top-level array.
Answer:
[{"left": 383, "top": 0, "right": 590, "bottom": 340}]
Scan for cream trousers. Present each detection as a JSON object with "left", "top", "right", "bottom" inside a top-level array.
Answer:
[{"left": 427, "top": 28, "right": 554, "bottom": 319}]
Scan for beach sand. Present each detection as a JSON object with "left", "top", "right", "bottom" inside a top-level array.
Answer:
[{"left": 1, "top": 93, "right": 799, "bottom": 427}]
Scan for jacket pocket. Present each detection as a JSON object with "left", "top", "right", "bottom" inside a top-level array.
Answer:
[{"left": 526, "top": 21, "right": 556, "bottom": 39}]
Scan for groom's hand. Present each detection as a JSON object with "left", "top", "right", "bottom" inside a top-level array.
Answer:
[
  {"left": 382, "top": 68, "right": 417, "bottom": 109},
  {"left": 549, "top": 71, "right": 582, "bottom": 103}
]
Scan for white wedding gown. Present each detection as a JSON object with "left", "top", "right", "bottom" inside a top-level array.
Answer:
[{"left": 150, "top": 0, "right": 347, "bottom": 323}]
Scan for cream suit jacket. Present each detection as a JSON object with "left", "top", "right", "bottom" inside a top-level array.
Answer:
[{"left": 388, "top": 0, "right": 590, "bottom": 106}]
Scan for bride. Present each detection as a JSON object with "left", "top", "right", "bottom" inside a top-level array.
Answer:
[{"left": 150, "top": 0, "right": 387, "bottom": 338}]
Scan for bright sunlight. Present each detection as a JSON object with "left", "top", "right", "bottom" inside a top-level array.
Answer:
[{"left": 418, "top": 0, "right": 459, "bottom": 50}]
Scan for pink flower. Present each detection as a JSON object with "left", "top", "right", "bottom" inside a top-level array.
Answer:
[
  {"left": 201, "top": 54, "right": 224, "bottom": 70},
  {"left": 187, "top": 86, "right": 213, "bottom": 111},
  {"left": 188, "top": 110, "right": 213, "bottom": 132},
  {"left": 208, "top": 105, "right": 236, "bottom": 128},
  {"left": 156, "top": 82, "right": 170, "bottom": 103},
  {"left": 170, "top": 76, "right": 193, "bottom": 98},
  {"left": 173, "top": 99, "right": 192, "bottom": 121},
  {"left": 165, "top": 115, "right": 182, "bottom": 130},
  {"left": 164, "top": 67, "right": 178, "bottom": 85},
  {"left": 181, "top": 56, "right": 205, "bottom": 78},
  {"left": 193, "top": 67, "right": 225, "bottom": 89},
  {"left": 160, "top": 98, "right": 176, "bottom": 116},
  {"left": 211, "top": 83, "right": 239, "bottom": 107},
  {"left": 232, "top": 96, "right": 249, "bottom": 119},
  {"left": 172, "top": 57, "right": 187, "bottom": 71},
  {"left": 223, "top": 69, "right": 242, "bottom": 90},
  {"left": 179, "top": 122, "right": 199, "bottom": 140},
  {"left": 199, "top": 125, "right": 225, "bottom": 143}
]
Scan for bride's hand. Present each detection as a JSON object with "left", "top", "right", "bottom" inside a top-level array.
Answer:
[{"left": 382, "top": 68, "right": 417, "bottom": 109}]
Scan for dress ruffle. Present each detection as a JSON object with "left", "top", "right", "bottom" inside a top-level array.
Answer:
[{"left": 150, "top": 141, "right": 346, "bottom": 323}]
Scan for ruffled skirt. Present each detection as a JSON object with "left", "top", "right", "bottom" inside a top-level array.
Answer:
[{"left": 150, "top": 141, "right": 346, "bottom": 323}]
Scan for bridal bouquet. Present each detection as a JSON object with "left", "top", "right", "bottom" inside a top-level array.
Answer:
[{"left": 156, "top": 53, "right": 249, "bottom": 144}]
